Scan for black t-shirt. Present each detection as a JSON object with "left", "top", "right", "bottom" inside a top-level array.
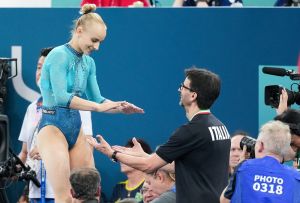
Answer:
[{"left": 156, "top": 113, "right": 231, "bottom": 203}]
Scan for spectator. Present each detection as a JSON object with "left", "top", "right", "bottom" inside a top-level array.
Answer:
[
  {"left": 141, "top": 181, "right": 159, "bottom": 203},
  {"left": 173, "top": 0, "right": 243, "bottom": 7},
  {"left": 220, "top": 121, "right": 300, "bottom": 203},
  {"left": 88, "top": 67, "right": 231, "bottom": 203},
  {"left": 119, "top": 198, "right": 139, "bottom": 203},
  {"left": 146, "top": 165, "right": 176, "bottom": 203},
  {"left": 229, "top": 131, "right": 248, "bottom": 176},
  {"left": 111, "top": 138, "right": 152, "bottom": 203},
  {"left": 274, "top": 0, "right": 300, "bottom": 6},
  {"left": 81, "top": 0, "right": 151, "bottom": 7},
  {"left": 70, "top": 167, "right": 101, "bottom": 203}
]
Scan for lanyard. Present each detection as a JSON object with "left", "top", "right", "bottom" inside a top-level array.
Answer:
[
  {"left": 40, "top": 160, "right": 46, "bottom": 202},
  {"left": 171, "top": 185, "right": 176, "bottom": 193}
]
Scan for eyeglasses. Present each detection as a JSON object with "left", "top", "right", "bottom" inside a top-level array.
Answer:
[
  {"left": 140, "top": 187, "right": 149, "bottom": 194},
  {"left": 179, "top": 83, "right": 195, "bottom": 92}
]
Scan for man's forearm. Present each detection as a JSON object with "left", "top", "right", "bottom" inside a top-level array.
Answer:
[
  {"left": 113, "top": 151, "right": 155, "bottom": 173},
  {"left": 112, "top": 151, "right": 166, "bottom": 173}
]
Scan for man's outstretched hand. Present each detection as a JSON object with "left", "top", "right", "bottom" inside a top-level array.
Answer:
[
  {"left": 112, "top": 137, "right": 149, "bottom": 158},
  {"left": 87, "top": 135, "right": 114, "bottom": 158}
]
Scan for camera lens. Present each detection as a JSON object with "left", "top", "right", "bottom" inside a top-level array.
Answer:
[{"left": 240, "top": 136, "right": 256, "bottom": 158}]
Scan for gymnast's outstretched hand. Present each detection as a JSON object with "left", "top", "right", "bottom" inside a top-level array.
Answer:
[{"left": 118, "top": 102, "right": 144, "bottom": 114}]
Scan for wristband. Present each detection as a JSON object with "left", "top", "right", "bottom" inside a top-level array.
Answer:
[{"left": 111, "top": 151, "right": 119, "bottom": 163}]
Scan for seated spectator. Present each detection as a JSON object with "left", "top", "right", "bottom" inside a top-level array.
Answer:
[
  {"left": 173, "top": 0, "right": 243, "bottom": 7},
  {"left": 109, "top": 138, "right": 176, "bottom": 203},
  {"left": 274, "top": 0, "right": 300, "bottom": 6},
  {"left": 119, "top": 198, "right": 139, "bottom": 203},
  {"left": 81, "top": 0, "right": 151, "bottom": 7},
  {"left": 69, "top": 167, "right": 101, "bottom": 203},
  {"left": 141, "top": 181, "right": 159, "bottom": 203},
  {"left": 111, "top": 138, "right": 152, "bottom": 203},
  {"left": 220, "top": 121, "right": 300, "bottom": 203},
  {"left": 146, "top": 165, "right": 176, "bottom": 203},
  {"left": 229, "top": 131, "right": 248, "bottom": 176}
]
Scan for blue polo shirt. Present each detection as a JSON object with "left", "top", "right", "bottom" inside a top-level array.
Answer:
[{"left": 225, "top": 156, "right": 300, "bottom": 203}]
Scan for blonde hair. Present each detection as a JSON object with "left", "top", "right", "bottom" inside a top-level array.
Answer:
[
  {"left": 72, "top": 4, "right": 106, "bottom": 35},
  {"left": 155, "top": 168, "right": 175, "bottom": 182},
  {"left": 258, "top": 120, "right": 291, "bottom": 158}
]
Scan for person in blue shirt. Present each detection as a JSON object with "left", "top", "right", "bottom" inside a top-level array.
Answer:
[
  {"left": 220, "top": 120, "right": 300, "bottom": 203},
  {"left": 36, "top": 4, "right": 144, "bottom": 203}
]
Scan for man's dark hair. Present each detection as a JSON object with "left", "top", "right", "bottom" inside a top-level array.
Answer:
[
  {"left": 40, "top": 47, "right": 54, "bottom": 57},
  {"left": 185, "top": 67, "right": 221, "bottom": 109},
  {"left": 125, "top": 138, "right": 152, "bottom": 154},
  {"left": 274, "top": 109, "right": 300, "bottom": 136},
  {"left": 69, "top": 167, "right": 101, "bottom": 201},
  {"left": 232, "top": 130, "right": 249, "bottom": 138}
]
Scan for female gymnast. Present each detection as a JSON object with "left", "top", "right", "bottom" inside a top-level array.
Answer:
[{"left": 36, "top": 4, "right": 144, "bottom": 202}]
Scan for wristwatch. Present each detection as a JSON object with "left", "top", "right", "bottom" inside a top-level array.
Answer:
[{"left": 111, "top": 151, "right": 119, "bottom": 163}]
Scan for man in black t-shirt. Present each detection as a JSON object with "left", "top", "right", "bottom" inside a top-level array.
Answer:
[{"left": 88, "top": 67, "right": 231, "bottom": 203}]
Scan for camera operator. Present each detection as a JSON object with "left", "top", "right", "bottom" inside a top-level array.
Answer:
[
  {"left": 275, "top": 88, "right": 289, "bottom": 115},
  {"left": 220, "top": 120, "right": 300, "bottom": 203},
  {"left": 273, "top": 88, "right": 300, "bottom": 164},
  {"left": 275, "top": 109, "right": 300, "bottom": 157}
]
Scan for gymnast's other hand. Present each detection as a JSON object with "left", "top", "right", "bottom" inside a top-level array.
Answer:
[
  {"left": 118, "top": 102, "right": 144, "bottom": 114},
  {"left": 96, "top": 101, "right": 126, "bottom": 112}
]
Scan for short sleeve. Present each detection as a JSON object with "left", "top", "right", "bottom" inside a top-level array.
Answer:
[
  {"left": 156, "top": 125, "right": 200, "bottom": 163},
  {"left": 18, "top": 101, "right": 39, "bottom": 144}
]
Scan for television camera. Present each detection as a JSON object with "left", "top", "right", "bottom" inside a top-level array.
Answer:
[
  {"left": 263, "top": 67, "right": 300, "bottom": 108},
  {"left": 0, "top": 148, "right": 40, "bottom": 188}
]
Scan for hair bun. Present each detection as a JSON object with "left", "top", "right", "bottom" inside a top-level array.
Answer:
[{"left": 80, "top": 4, "right": 96, "bottom": 15}]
